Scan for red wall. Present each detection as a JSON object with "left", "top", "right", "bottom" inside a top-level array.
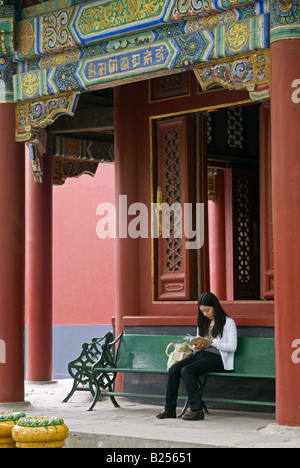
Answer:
[{"left": 52, "top": 164, "right": 115, "bottom": 326}]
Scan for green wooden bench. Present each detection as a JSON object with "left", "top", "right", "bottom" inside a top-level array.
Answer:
[
  {"left": 87, "top": 334, "right": 275, "bottom": 412},
  {"left": 195, "top": 335, "right": 276, "bottom": 413}
]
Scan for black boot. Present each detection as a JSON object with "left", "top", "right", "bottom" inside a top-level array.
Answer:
[
  {"left": 182, "top": 410, "right": 204, "bottom": 421},
  {"left": 156, "top": 410, "right": 176, "bottom": 419}
]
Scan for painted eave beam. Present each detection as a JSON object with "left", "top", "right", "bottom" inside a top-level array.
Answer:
[
  {"left": 13, "top": 9, "right": 270, "bottom": 102},
  {"left": 15, "top": 0, "right": 266, "bottom": 60}
]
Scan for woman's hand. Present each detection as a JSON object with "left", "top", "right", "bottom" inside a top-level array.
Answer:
[{"left": 194, "top": 341, "right": 209, "bottom": 351}]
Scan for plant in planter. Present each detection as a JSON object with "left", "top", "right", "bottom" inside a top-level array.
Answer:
[
  {"left": 12, "top": 416, "right": 69, "bottom": 448},
  {"left": 0, "top": 412, "right": 26, "bottom": 448}
]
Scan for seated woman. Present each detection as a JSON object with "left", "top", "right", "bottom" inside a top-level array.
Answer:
[{"left": 156, "top": 292, "right": 237, "bottom": 421}]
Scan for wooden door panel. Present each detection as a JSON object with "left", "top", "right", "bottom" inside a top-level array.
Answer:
[
  {"left": 156, "top": 117, "right": 194, "bottom": 300},
  {"left": 232, "top": 169, "right": 260, "bottom": 300}
]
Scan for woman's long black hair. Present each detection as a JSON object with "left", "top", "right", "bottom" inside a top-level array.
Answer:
[{"left": 197, "top": 292, "right": 227, "bottom": 338}]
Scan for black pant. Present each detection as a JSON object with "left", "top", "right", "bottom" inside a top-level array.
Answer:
[{"left": 165, "top": 351, "right": 224, "bottom": 412}]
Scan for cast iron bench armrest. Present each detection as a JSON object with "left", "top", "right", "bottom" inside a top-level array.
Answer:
[
  {"left": 63, "top": 331, "right": 114, "bottom": 403},
  {"left": 90, "top": 333, "right": 123, "bottom": 370}
]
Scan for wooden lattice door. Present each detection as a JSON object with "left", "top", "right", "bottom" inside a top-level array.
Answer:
[
  {"left": 232, "top": 169, "right": 260, "bottom": 300},
  {"left": 154, "top": 116, "right": 197, "bottom": 301}
]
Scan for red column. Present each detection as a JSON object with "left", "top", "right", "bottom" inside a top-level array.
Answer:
[
  {"left": 114, "top": 84, "right": 141, "bottom": 391},
  {"left": 271, "top": 39, "right": 300, "bottom": 426},
  {"left": 208, "top": 174, "right": 226, "bottom": 300},
  {"left": 25, "top": 152, "right": 53, "bottom": 381},
  {"left": 114, "top": 84, "right": 141, "bottom": 341},
  {"left": 0, "top": 104, "right": 25, "bottom": 402}
]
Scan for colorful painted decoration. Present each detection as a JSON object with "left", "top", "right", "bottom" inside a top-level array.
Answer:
[
  {"left": 0, "top": 0, "right": 298, "bottom": 168},
  {"left": 13, "top": 13, "right": 269, "bottom": 103},
  {"left": 271, "top": 0, "right": 300, "bottom": 42},
  {"left": 194, "top": 49, "right": 270, "bottom": 96}
]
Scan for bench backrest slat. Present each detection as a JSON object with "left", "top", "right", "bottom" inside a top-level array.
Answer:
[
  {"left": 234, "top": 337, "right": 275, "bottom": 377},
  {"left": 116, "top": 335, "right": 186, "bottom": 371},
  {"left": 115, "top": 335, "right": 275, "bottom": 377}
]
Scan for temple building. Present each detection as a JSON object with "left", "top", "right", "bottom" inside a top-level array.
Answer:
[{"left": 0, "top": 0, "right": 299, "bottom": 426}]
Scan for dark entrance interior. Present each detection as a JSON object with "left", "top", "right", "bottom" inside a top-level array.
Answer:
[{"left": 207, "top": 105, "right": 260, "bottom": 301}]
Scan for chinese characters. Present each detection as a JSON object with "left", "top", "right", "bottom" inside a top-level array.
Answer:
[{"left": 84, "top": 45, "right": 168, "bottom": 81}]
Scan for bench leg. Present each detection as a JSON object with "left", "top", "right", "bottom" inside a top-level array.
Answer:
[
  {"left": 88, "top": 386, "right": 120, "bottom": 411},
  {"left": 63, "top": 379, "right": 78, "bottom": 403},
  {"left": 109, "top": 395, "right": 120, "bottom": 408},
  {"left": 178, "top": 377, "right": 209, "bottom": 416},
  {"left": 197, "top": 376, "right": 209, "bottom": 414},
  {"left": 179, "top": 398, "right": 189, "bottom": 417},
  {"left": 107, "top": 381, "right": 120, "bottom": 408},
  {"left": 87, "top": 384, "right": 100, "bottom": 411},
  {"left": 88, "top": 376, "right": 102, "bottom": 411},
  {"left": 178, "top": 397, "right": 208, "bottom": 417},
  {"left": 202, "top": 401, "right": 209, "bottom": 414}
]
